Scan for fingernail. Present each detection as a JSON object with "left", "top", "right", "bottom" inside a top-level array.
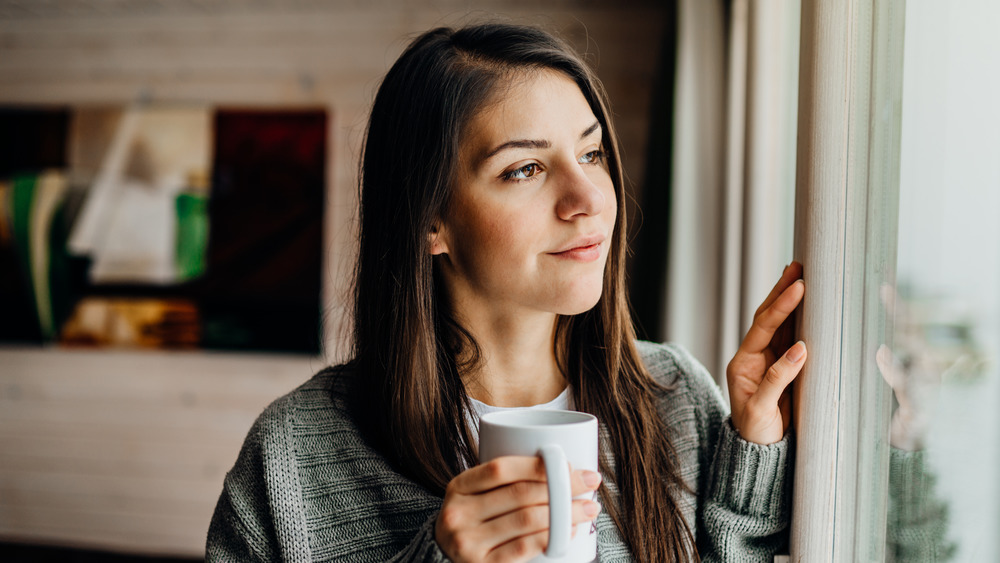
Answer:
[
  {"left": 582, "top": 470, "right": 602, "bottom": 488},
  {"left": 786, "top": 341, "right": 805, "bottom": 363},
  {"left": 583, "top": 500, "right": 601, "bottom": 517}
]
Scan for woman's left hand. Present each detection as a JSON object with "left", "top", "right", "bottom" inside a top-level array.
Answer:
[{"left": 727, "top": 261, "right": 806, "bottom": 445}]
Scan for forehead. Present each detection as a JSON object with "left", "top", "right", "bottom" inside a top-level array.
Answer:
[{"left": 462, "top": 69, "right": 599, "bottom": 161}]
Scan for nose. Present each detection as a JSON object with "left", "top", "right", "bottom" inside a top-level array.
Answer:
[{"left": 554, "top": 163, "right": 607, "bottom": 220}]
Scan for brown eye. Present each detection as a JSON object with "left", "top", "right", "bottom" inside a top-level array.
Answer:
[
  {"left": 579, "top": 150, "right": 605, "bottom": 165},
  {"left": 503, "top": 162, "right": 542, "bottom": 182}
]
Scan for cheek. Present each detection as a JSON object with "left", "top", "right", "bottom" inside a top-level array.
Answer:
[
  {"left": 606, "top": 188, "right": 618, "bottom": 224},
  {"left": 450, "top": 198, "right": 538, "bottom": 279},
  {"left": 585, "top": 165, "right": 617, "bottom": 217},
  {"left": 598, "top": 177, "right": 618, "bottom": 229}
]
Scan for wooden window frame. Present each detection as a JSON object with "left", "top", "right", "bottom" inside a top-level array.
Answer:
[{"left": 789, "top": 0, "right": 906, "bottom": 559}]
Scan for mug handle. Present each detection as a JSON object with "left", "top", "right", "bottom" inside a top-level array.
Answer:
[{"left": 538, "top": 445, "right": 572, "bottom": 558}]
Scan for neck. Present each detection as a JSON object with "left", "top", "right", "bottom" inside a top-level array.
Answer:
[{"left": 459, "top": 310, "right": 565, "bottom": 408}]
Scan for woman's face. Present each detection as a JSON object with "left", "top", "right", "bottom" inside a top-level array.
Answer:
[{"left": 432, "top": 69, "right": 617, "bottom": 320}]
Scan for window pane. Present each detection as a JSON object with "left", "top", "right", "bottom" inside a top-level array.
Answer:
[{"left": 887, "top": 0, "right": 1000, "bottom": 559}]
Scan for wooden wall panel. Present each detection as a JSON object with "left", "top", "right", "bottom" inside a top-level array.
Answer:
[{"left": 0, "top": 348, "right": 318, "bottom": 556}]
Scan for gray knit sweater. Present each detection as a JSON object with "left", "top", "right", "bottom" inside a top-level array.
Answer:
[{"left": 207, "top": 342, "right": 792, "bottom": 561}]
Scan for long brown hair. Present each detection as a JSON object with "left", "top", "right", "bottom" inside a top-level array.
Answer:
[{"left": 352, "top": 23, "right": 696, "bottom": 561}]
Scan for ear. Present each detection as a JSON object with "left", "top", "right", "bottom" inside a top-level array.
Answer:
[{"left": 428, "top": 222, "right": 449, "bottom": 256}]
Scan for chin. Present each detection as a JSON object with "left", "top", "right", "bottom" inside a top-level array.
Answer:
[{"left": 551, "top": 286, "right": 605, "bottom": 316}]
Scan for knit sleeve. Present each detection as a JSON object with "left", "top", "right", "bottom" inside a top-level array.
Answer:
[
  {"left": 886, "top": 448, "right": 956, "bottom": 562},
  {"left": 388, "top": 512, "right": 452, "bottom": 562},
  {"left": 207, "top": 396, "right": 314, "bottom": 562},
  {"left": 700, "top": 420, "right": 793, "bottom": 562},
  {"left": 649, "top": 342, "right": 790, "bottom": 562},
  {"left": 206, "top": 417, "right": 281, "bottom": 562}
]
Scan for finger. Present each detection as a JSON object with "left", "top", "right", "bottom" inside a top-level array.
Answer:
[
  {"left": 473, "top": 481, "right": 552, "bottom": 522},
  {"left": 468, "top": 470, "right": 600, "bottom": 522},
  {"left": 452, "top": 456, "right": 600, "bottom": 495},
  {"left": 876, "top": 344, "right": 902, "bottom": 390},
  {"left": 752, "top": 341, "right": 807, "bottom": 408},
  {"left": 451, "top": 456, "right": 546, "bottom": 495},
  {"left": 574, "top": 469, "right": 602, "bottom": 496},
  {"left": 483, "top": 499, "right": 601, "bottom": 555},
  {"left": 571, "top": 498, "right": 601, "bottom": 538},
  {"left": 485, "top": 528, "right": 546, "bottom": 563},
  {"left": 754, "top": 261, "right": 803, "bottom": 319},
  {"left": 742, "top": 280, "right": 805, "bottom": 354}
]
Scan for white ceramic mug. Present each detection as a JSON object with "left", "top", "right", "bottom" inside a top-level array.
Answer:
[{"left": 478, "top": 410, "right": 599, "bottom": 563}]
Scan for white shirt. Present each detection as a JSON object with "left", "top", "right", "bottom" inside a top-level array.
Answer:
[{"left": 464, "top": 386, "right": 575, "bottom": 449}]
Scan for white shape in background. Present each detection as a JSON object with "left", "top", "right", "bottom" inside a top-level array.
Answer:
[
  {"left": 67, "top": 106, "right": 141, "bottom": 256},
  {"left": 67, "top": 106, "right": 212, "bottom": 285},
  {"left": 88, "top": 178, "right": 180, "bottom": 284}
]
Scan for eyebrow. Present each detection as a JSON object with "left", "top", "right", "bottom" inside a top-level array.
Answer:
[{"left": 481, "top": 120, "right": 602, "bottom": 162}]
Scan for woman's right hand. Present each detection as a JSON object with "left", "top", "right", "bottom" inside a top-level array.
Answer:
[{"left": 434, "top": 455, "right": 602, "bottom": 563}]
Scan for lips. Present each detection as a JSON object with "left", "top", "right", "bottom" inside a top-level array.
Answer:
[{"left": 549, "top": 234, "right": 606, "bottom": 262}]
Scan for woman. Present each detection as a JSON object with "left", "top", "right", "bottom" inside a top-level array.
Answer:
[{"left": 207, "top": 23, "right": 806, "bottom": 562}]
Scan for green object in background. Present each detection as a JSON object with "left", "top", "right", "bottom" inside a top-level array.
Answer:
[
  {"left": 5, "top": 172, "right": 70, "bottom": 342},
  {"left": 175, "top": 170, "right": 210, "bottom": 281},
  {"left": 175, "top": 191, "right": 209, "bottom": 281},
  {"left": 8, "top": 175, "right": 40, "bottom": 338}
]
